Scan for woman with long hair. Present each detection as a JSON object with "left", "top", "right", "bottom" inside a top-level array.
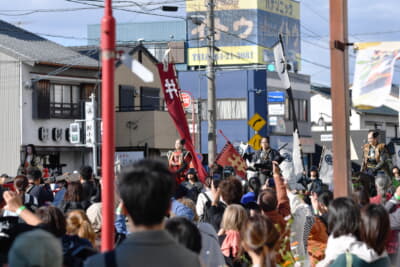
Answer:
[
  {"left": 241, "top": 214, "right": 280, "bottom": 267},
  {"left": 3, "top": 175, "right": 38, "bottom": 217},
  {"left": 57, "top": 181, "right": 90, "bottom": 214},
  {"left": 66, "top": 210, "right": 96, "bottom": 248},
  {"left": 218, "top": 204, "right": 248, "bottom": 266}
]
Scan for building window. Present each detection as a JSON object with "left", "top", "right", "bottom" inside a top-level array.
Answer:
[
  {"left": 284, "top": 98, "right": 308, "bottom": 122},
  {"left": 50, "top": 84, "right": 81, "bottom": 118},
  {"left": 201, "top": 99, "right": 247, "bottom": 120},
  {"left": 119, "top": 85, "right": 136, "bottom": 111},
  {"left": 140, "top": 87, "right": 161, "bottom": 111}
]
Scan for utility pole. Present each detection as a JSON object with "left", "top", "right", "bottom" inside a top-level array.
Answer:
[
  {"left": 330, "top": 0, "right": 351, "bottom": 197},
  {"left": 207, "top": 0, "right": 216, "bottom": 166},
  {"left": 101, "top": 0, "right": 115, "bottom": 252}
]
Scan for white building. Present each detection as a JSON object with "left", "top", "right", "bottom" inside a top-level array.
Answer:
[{"left": 0, "top": 20, "right": 99, "bottom": 176}]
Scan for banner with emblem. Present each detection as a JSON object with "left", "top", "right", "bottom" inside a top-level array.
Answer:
[
  {"left": 216, "top": 141, "right": 247, "bottom": 179},
  {"left": 279, "top": 148, "right": 295, "bottom": 183},
  {"left": 157, "top": 63, "right": 207, "bottom": 182},
  {"left": 319, "top": 147, "right": 333, "bottom": 185}
]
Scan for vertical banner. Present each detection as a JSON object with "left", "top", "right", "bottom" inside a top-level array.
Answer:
[
  {"left": 319, "top": 147, "right": 333, "bottom": 186},
  {"left": 157, "top": 63, "right": 207, "bottom": 182},
  {"left": 352, "top": 42, "right": 400, "bottom": 111},
  {"left": 292, "top": 129, "right": 303, "bottom": 179},
  {"left": 273, "top": 39, "right": 291, "bottom": 90}
]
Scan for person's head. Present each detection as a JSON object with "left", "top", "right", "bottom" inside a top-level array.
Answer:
[
  {"left": 66, "top": 210, "right": 96, "bottom": 247},
  {"left": 260, "top": 137, "right": 270, "bottom": 150},
  {"left": 317, "top": 190, "right": 334, "bottom": 213},
  {"left": 25, "top": 144, "right": 37, "bottom": 156},
  {"left": 80, "top": 166, "right": 93, "bottom": 182},
  {"left": 328, "top": 197, "right": 360, "bottom": 238},
  {"left": 375, "top": 175, "right": 389, "bottom": 197},
  {"left": 36, "top": 206, "right": 67, "bottom": 237},
  {"left": 360, "top": 204, "right": 390, "bottom": 255},
  {"left": 0, "top": 173, "right": 9, "bottom": 185},
  {"left": 241, "top": 214, "right": 279, "bottom": 267},
  {"left": 221, "top": 204, "right": 248, "bottom": 231},
  {"left": 14, "top": 175, "right": 29, "bottom": 194},
  {"left": 368, "top": 130, "right": 379, "bottom": 146},
  {"left": 8, "top": 229, "right": 62, "bottom": 267},
  {"left": 165, "top": 217, "right": 202, "bottom": 254},
  {"left": 86, "top": 203, "right": 102, "bottom": 233},
  {"left": 64, "top": 181, "right": 84, "bottom": 202},
  {"left": 219, "top": 177, "right": 243, "bottom": 205},
  {"left": 258, "top": 188, "right": 277, "bottom": 212},
  {"left": 26, "top": 167, "right": 42, "bottom": 184},
  {"left": 248, "top": 177, "right": 261, "bottom": 197},
  {"left": 393, "top": 166, "right": 400, "bottom": 178},
  {"left": 175, "top": 139, "right": 184, "bottom": 151},
  {"left": 117, "top": 158, "right": 174, "bottom": 227},
  {"left": 310, "top": 166, "right": 319, "bottom": 179},
  {"left": 186, "top": 168, "right": 198, "bottom": 182},
  {"left": 177, "top": 197, "right": 198, "bottom": 221},
  {"left": 351, "top": 186, "right": 370, "bottom": 207}
]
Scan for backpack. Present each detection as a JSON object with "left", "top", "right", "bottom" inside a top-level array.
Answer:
[{"left": 199, "top": 192, "right": 211, "bottom": 223}]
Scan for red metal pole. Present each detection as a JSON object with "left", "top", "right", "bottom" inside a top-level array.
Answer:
[{"left": 101, "top": 0, "right": 115, "bottom": 252}]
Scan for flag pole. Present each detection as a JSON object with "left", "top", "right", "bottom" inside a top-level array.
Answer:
[{"left": 278, "top": 34, "right": 305, "bottom": 172}]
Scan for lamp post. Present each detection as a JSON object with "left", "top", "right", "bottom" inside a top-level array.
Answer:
[{"left": 101, "top": 0, "right": 115, "bottom": 252}]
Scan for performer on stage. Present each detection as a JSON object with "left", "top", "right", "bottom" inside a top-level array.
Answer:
[
  {"left": 167, "top": 139, "right": 192, "bottom": 184},
  {"left": 252, "top": 137, "right": 282, "bottom": 186},
  {"left": 361, "top": 130, "right": 390, "bottom": 177}
]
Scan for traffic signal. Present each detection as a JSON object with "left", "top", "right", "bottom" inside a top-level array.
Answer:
[
  {"left": 267, "top": 63, "right": 275, "bottom": 72},
  {"left": 69, "top": 123, "right": 81, "bottom": 144}
]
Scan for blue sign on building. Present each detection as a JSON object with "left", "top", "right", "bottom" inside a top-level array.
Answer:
[{"left": 268, "top": 91, "right": 285, "bottom": 103}]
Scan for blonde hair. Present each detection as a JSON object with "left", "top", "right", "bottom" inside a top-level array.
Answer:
[
  {"left": 220, "top": 204, "right": 248, "bottom": 231},
  {"left": 66, "top": 210, "right": 96, "bottom": 247}
]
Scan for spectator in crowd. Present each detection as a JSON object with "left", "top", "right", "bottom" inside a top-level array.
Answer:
[
  {"left": 0, "top": 173, "right": 11, "bottom": 185},
  {"left": 308, "top": 190, "right": 333, "bottom": 266},
  {"left": 241, "top": 176, "right": 261, "bottom": 206},
  {"left": 241, "top": 214, "right": 280, "bottom": 267},
  {"left": 351, "top": 185, "right": 370, "bottom": 207},
  {"left": 370, "top": 174, "right": 391, "bottom": 204},
  {"left": 35, "top": 206, "right": 96, "bottom": 266},
  {"left": 330, "top": 204, "right": 391, "bottom": 266},
  {"left": 26, "top": 167, "right": 54, "bottom": 206},
  {"left": 57, "top": 181, "right": 91, "bottom": 214},
  {"left": 3, "top": 175, "right": 38, "bottom": 217},
  {"left": 297, "top": 166, "right": 324, "bottom": 194},
  {"left": 86, "top": 201, "right": 102, "bottom": 248},
  {"left": 80, "top": 166, "right": 97, "bottom": 202},
  {"left": 392, "top": 166, "right": 400, "bottom": 191},
  {"left": 84, "top": 158, "right": 200, "bottom": 267},
  {"left": 204, "top": 177, "right": 243, "bottom": 231},
  {"left": 218, "top": 204, "right": 248, "bottom": 267},
  {"left": 317, "top": 197, "right": 361, "bottom": 266},
  {"left": 258, "top": 161, "right": 290, "bottom": 264},
  {"left": 165, "top": 217, "right": 202, "bottom": 254},
  {"left": 8, "top": 229, "right": 62, "bottom": 267},
  {"left": 66, "top": 209, "right": 96, "bottom": 248},
  {"left": 171, "top": 196, "right": 225, "bottom": 267},
  {"left": 384, "top": 185, "right": 400, "bottom": 264},
  {"left": 196, "top": 176, "right": 213, "bottom": 221}
]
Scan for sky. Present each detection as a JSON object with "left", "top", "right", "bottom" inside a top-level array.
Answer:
[{"left": 0, "top": 0, "right": 399, "bottom": 86}]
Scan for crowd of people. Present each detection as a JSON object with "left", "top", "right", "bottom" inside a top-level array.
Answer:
[{"left": 1, "top": 135, "right": 400, "bottom": 267}]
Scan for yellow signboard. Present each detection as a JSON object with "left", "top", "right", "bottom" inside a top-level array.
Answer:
[
  {"left": 248, "top": 113, "right": 266, "bottom": 132},
  {"left": 248, "top": 134, "right": 263, "bottom": 151},
  {"left": 188, "top": 45, "right": 266, "bottom": 66},
  {"left": 186, "top": 0, "right": 300, "bottom": 20}
]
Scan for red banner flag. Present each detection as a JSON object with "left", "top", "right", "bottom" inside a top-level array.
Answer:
[
  {"left": 157, "top": 63, "right": 207, "bottom": 182},
  {"left": 216, "top": 141, "right": 247, "bottom": 179}
]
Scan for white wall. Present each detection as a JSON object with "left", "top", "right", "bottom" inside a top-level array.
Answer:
[{"left": 0, "top": 52, "right": 21, "bottom": 175}]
